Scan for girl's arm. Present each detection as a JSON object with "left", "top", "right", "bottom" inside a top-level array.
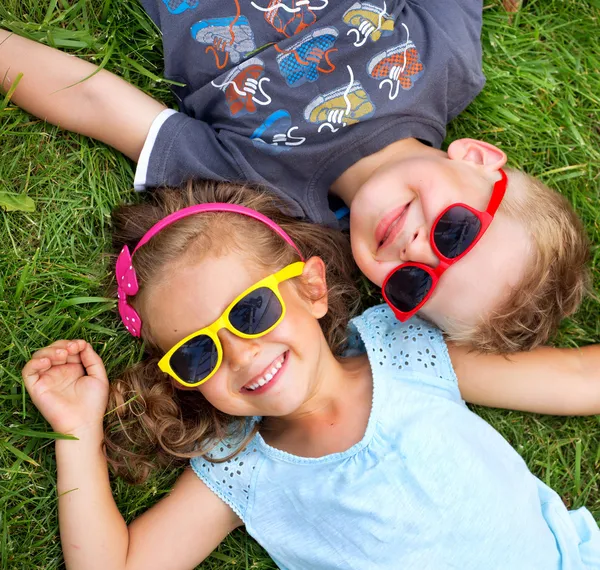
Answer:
[
  {"left": 0, "top": 30, "right": 165, "bottom": 161},
  {"left": 125, "top": 469, "right": 243, "bottom": 570},
  {"left": 448, "top": 343, "right": 600, "bottom": 415},
  {"left": 58, "top": 435, "right": 241, "bottom": 570},
  {"left": 23, "top": 341, "right": 241, "bottom": 570}
]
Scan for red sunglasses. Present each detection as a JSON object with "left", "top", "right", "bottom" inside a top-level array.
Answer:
[{"left": 382, "top": 169, "right": 508, "bottom": 322}]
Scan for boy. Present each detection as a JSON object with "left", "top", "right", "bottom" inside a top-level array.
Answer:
[{"left": 0, "top": 0, "right": 590, "bottom": 352}]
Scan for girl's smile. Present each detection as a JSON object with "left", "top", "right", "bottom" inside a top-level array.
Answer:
[{"left": 240, "top": 350, "right": 288, "bottom": 394}]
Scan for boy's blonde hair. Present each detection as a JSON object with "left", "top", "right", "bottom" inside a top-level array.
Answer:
[{"left": 449, "top": 168, "right": 591, "bottom": 353}]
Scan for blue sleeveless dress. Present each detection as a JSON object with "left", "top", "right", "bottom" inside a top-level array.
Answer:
[{"left": 191, "top": 305, "right": 600, "bottom": 569}]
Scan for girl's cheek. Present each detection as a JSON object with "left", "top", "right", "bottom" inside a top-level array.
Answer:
[
  {"left": 199, "top": 376, "right": 222, "bottom": 396},
  {"left": 198, "top": 387, "right": 235, "bottom": 415},
  {"left": 198, "top": 373, "right": 230, "bottom": 403}
]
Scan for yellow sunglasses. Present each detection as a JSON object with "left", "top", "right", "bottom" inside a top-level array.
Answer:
[{"left": 158, "top": 262, "right": 305, "bottom": 387}]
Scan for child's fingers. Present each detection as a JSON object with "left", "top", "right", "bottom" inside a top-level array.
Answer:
[
  {"left": 65, "top": 339, "right": 86, "bottom": 354},
  {"left": 31, "top": 340, "right": 73, "bottom": 360},
  {"left": 32, "top": 340, "right": 72, "bottom": 355},
  {"left": 30, "top": 347, "right": 68, "bottom": 366},
  {"left": 46, "top": 348, "right": 70, "bottom": 366},
  {"left": 32, "top": 340, "right": 86, "bottom": 365},
  {"left": 22, "top": 356, "right": 52, "bottom": 386},
  {"left": 31, "top": 345, "right": 63, "bottom": 361},
  {"left": 79, "top": 343, "right": 108, "bottom": 382},
  {"left": 64, "top": 340, "right": 87, "bottom": 362}
]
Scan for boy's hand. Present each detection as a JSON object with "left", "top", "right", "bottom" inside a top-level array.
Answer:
[
  {"left": 0, "top": 30, "right": 165, "bottom": 161},
  {"left": 22, "top": 340, "right": 109, "bottom": 436}
]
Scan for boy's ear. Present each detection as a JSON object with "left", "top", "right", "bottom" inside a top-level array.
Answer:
[
  {"left": 447, "top": 138, "right": 507, "bottom": 172},
  {"left": 300, "top": 257, "right": 328, "bottom": 319}
]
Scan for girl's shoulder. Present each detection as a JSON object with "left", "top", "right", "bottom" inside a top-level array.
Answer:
[
  {"left": 190, "top": 422, "right": 263, "bottom": 523},
  {"left": 348, "top": 305, "right": 461, "bottom": 400}
]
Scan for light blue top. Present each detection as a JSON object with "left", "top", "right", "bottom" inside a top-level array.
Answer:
[{"left": 191, "top": 305, "right": 600, "bottom": 569}]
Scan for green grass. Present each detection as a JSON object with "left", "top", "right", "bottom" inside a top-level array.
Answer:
[{"left": 1, "top": 0, "right": 599, "bottom": 567}]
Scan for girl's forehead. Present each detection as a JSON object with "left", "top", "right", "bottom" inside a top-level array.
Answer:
[{"left": 147, "top": 252, "right": 269, "bottom": 348}]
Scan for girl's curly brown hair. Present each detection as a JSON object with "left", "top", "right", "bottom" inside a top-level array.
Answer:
[{"left": 104, "top": 180, "right": 360, "bottom": 483}]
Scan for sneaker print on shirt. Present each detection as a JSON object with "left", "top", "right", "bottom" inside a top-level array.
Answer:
[
  {"left": 191, "top": 1, "right": 256, "bottom": 70},
  {"left": 367, "top": 24, "right": 424, "bottom": 99},
  {"left": 343, "top": 1, "right": 395, "bottom": 47},
  {"left": 251, "top": 110, "right": 306, "bottom": 154},
  {"left": 252, "top": 0, "right": 328, "bottom": 37},
  {"left": 162, "top": 0, "right": 200, "bottom": 14},
  {"left": 275, "top": 27, "right": 338, "bottom": 88},
  {"left": 304, "top": 65, "right": 375, "bottom": 133},
  {"left": 212, "top": 58, "right": 272, "bottom": 116}
]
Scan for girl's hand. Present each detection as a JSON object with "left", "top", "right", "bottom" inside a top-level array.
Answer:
[{"left": 22, "top": 340, "right": 109, "bottom": 436}]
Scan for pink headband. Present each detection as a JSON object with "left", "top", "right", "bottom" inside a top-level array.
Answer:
[{"left": 115, "top": 203, "right": 305, "bottom": 337}]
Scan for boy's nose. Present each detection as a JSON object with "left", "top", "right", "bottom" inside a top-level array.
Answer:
[
  {"left": 218, "top": 329, "right": 260, "bottom": 372},
  {"left": 399, "top": 227, "right": 439, "bottom": 267}
]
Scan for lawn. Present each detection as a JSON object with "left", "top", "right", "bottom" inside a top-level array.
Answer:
[{"left": 1, "top": 0, "right": 599, "bottom": 568}]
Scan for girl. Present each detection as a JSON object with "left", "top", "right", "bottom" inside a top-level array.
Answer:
[{"left": 22, "top": 181, "right": 600, "bottom": 569}]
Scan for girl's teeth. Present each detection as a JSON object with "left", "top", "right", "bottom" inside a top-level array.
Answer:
[{"left": 245, "top": 353, "right": 287, "bottom": 391}]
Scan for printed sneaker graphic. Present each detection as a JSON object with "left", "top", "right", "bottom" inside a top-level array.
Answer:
[
  {"left": 275, "top": 27, "right": 338, "bottom": 88},
  {"left": 368, "top": 32, "right": 424, "bottom": 99},
  {"left": 251, "top": 110, "right": 306, "bottom": 154},
  {"left": 304, "top": 66, "right": 375, "bottom": 133},
  {"left": 212, "top": 58, "right": 271, "bottom": 117},
  {"left": 191, "top": 15, "right": 256, "bottom": 69},
  {"left": 162, "top": 0, "right": 200, "bottom": 14},
  {"left": 252, "top": 0, "right": 328, "bottom": 38},
  {"left": 343, "top": 1, "right": 395, "bottom": 47}
]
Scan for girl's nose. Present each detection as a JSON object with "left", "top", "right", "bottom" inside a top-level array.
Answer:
[
  {"left": 218, "top": 329, "right": 260, "bottom": 372},
  {"left": 400, "top": 227, "right": 439, "bottom": 268}
]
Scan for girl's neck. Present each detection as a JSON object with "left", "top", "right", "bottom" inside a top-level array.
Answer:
[{"left": 260, "top": 353, "right": 372, "bottom": 458}]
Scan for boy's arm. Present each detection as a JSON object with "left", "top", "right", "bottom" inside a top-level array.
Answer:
[
  {"left": 448, "top": 343, "right": 600, "bottom": 415},
  {"left": 0, "top": 30, "right": 166, "bottom": 161}
]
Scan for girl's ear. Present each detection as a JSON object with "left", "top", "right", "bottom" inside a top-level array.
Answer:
[
  {"left": 300, "top": 257, "right": 329, "bottom": 319},
  {"left": 447, "top": 138, "right": 507, "bottom": 173}
]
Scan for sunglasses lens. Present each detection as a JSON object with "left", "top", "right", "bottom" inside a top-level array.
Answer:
[
  {"left": 384, "top": 266, "right": 433, "bottom": 313},
  {"left": 170, "top": 335, "right": 219, "bottom": 385},
  {"left": 434, "top": 206, "right": 481, "bottom": 259},
  {"left": 229, "top": 287, "right": 283, "bottom": 335}
]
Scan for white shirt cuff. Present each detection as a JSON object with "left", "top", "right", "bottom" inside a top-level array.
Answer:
[{"left": 133, "top": 108, "right": 178, "bottom": 191}]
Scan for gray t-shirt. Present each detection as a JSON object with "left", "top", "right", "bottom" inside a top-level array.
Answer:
[{"left": 138, "top": 0, "right": 485, "bottom": 224}]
